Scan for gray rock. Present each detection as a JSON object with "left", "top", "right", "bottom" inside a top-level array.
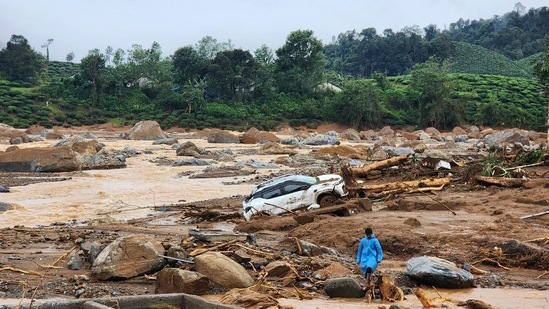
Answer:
[
  {"left": 380, "top": 146, "right": 415, "bottom": 156},
  {"left": 173, "top": 158, "right": 210, "bottom": 166},
  {"left": 406, "top": 256, "right": 474, "bottom": 288},
  {"left": 68, "top": 255, "right": 84, "bottom": 270},
  {"left": 324, "top": 277, "right": 364, "bottom": 298},
  {"left": 484, "top": 129, "right": 530, "bottom": 147},
  {"left": 234, "top": 159, "right": 279, "bottom": 169},
  {"left": 303, "top": 134, "right": 340, "bottom": 146},
  {"left": 298, "top": 240, "right": 339, "bottom": 257},
  {"left": 0, "top": 202, "right": 13, "bottom": 211},
  {"left": 176, "top": 141, "right": 203, "bottom": 157},
  {"left": 280, "top": 137, "right": 302, "bottom": 145},
  {"left": 80, "top": 241, "right": 103, "bottom": 265},
  {"left": 153, "top": 137, "right": 178, "bottom": 145},
  {"left": 77, "top": 153, "right": 127, "bottom": 170},
  {"left": 0, "top": 185, "right": 9, "bottom": 193}
]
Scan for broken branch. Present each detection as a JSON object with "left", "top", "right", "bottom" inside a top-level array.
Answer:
[
  {"left": 535, "top": 271, "right": 549, "bottom": 279},
  {"left": 472, "top": 258, "right": 511, "bottom": 271},
  {"left": 0, "top": 267, "right": 43, "bottom": 276}
]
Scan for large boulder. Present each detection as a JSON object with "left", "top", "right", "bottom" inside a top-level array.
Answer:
[
  {"left": 406, "top": 256, "right": 474, "bottom": 288},
  {"left": 0, "top": 124, "right": 29, "bottom": 143},
  {"left": 483, "top": 129, "right": 530, "bottom": 147},
  {"left": 240, "top": 127, "right": 279, "bottom": 144},
  {"left": 176, "top": 141, "right": 203, "bottom": 157},
  {"left": 207, "top": 131, "right": 241, "bottom": 144},
  {"left": 302, "top": 134, "right": 340, "bottom": 146},
  {"left": 25, "top": 125, "right": 47, "bottom": 135},
  {"left": 121, "top": 120, "right": 167, "bottom": 140},
  {"left": 55, "top": 137, "right": 104, "bottom": 155},
  {"left": 324, "top": 277, "right": 364, "bottom": 298},
  {"left": 77, "top": 152, "right": 127, "bottom": 170},
  {"left": 155, "top": 268, "right": 213, "bottom": 295},
  {"left": 194, "top": 252, "right": 254, "bottom": 288},
  {"left": 0, "top": 147, "right": 79, "bottom": 172},
  {"left": 91, "top": 234, "right": 166, "bottom": 280},
  {"left": 340, "top": 128, "right": 361, "bottom": 141}
]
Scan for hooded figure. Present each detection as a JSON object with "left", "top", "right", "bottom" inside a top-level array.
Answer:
[{"left": 356, "top": 227, "right": 383, "bottom": 285}]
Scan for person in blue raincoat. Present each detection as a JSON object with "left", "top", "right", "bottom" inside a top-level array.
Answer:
[{"left": 356, "top": 227, "right": 383, "bottom": 285}]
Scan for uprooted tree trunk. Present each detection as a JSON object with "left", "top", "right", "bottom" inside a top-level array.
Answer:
[
  {"left": 474, "top": 175, "right": 528, "bottom": 188},
  {"left": 349, "top": 154, "right": 410, "bottom": 177},
  {"left": 349, "top": 177, "right": 452, "bottom": 194}
]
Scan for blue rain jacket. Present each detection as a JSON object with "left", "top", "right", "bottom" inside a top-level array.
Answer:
[{"left": 356, "top": 234, "right": 383, "bottom": 276}]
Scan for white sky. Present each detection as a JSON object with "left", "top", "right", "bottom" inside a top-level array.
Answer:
[{"left": 0, "top": 0, "right": 547, "bottom": 62}]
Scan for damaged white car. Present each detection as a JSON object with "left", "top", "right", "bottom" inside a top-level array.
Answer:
[{"left": 242, "top": 174, "right": 348, "bottom": 221}]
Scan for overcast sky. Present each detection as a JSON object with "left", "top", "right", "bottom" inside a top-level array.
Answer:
[{"left": 1, "top": 0, "right": 547, "bottom": 62}]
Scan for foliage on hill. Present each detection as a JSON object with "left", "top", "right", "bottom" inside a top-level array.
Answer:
[
  {"left": 447, "top": 6, "right": 549, "bottom": 60},
  {"left": 449, "top": 42, "right": 532, "bottom": 77},
  {"left": 1, "top": 5, "right": 548, "bottom": 133},
  {"left": 46, "top": 61, "right": 80, "bottom": 80}
]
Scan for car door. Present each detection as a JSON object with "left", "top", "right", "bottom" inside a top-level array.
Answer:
[{"left": 274, "top": 181, "right": 312, "bottom": 211}]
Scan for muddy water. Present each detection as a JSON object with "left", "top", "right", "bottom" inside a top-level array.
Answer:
[
  {"left": 0, "top": 137, "right": 263, "bottom": 229},
  {"left": 204, "top": 287, "right": 549, "bottom": 308}
]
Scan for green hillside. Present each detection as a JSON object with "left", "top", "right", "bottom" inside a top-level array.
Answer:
[
  {"left": 46, "top": 61, "right": 80, "bottom": 80},
  {"left": 449, "top": 42, "right": 533, "bottom": 78}
]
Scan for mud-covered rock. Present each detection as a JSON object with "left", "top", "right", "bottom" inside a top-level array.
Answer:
[
  {"left": 0, "top": 147, "right": 80, "bottom": 172},
  {"left": 91, "top": 234, "right": 165, "bottom": 280},
  {"left": 194, "top": 251, "right": 254, "bottom": 288},
  {"left": 207, "top": 131, "right": 241, "bottom": 144},
  {"left": 240, "top": 127, "right": 279, "bottom": 144},
  {"left": 155, "top": 268, "right": 213, "bottom": 294},
  {"left": 121, "top": 120, "right": 167, "bottom": 140}
]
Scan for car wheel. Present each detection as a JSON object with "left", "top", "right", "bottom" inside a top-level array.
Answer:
[{"left": 318, "top": 194, "right": 336, "bottom": 207}]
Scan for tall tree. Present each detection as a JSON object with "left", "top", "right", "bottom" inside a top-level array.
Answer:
[
  {"left": 125, "top": 42, "right": 172, "bottom": 86},
  {"left": 195, "top": 36, "right": 233, "bottom": 60},
  {"left": 275, "top": 30, "right": 325, "bottom": 96},
  {"left": 80, "top": 49, "right": 106, "bottom": 107},
  {"left": 172, "top": 45, "right": 207, "bottom": 85},
  {"left": 332, "top": 79, "right": 382, "bottom": 129},
  {"left": 207, "top": 49, "right": 256, "bottom": 101},
  {"left": 0, "top": 35, "right": 44, "bottom": 83},
  {"left": 41, "top": 38, "right": 53, "bottom": 61},
  {"left": 409, "top": 57, "right": 462, "bottom": 129},
  {"left": 253, "top": 44, "right": 276, "bottom": 100}
]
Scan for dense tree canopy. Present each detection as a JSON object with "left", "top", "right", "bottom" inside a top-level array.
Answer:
[
  {"left": 0, "top": 4, "right": 547, "bottom": 132},
  {"left": 0, "top": 35, "right": 44, "bottom": 83},
  {"left": 275, "top": 30, "right": 326, "bottom": 96}
]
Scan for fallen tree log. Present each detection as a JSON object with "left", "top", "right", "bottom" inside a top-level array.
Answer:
[
  {"left": 293, "top": 201, "right": 367, "bottom": 224},
  {"left": 349, "top": 177, "right": 452, "bottom": 194},
  {"left": 350, "top": 154, "right": 410, "bottom": 177},
  {"left": 474, "top": 175, "right": 527, "bottom": 188}
]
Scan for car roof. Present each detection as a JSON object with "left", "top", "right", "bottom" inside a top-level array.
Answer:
[{"left": 251, "top": 174, "right": 316, "bottom": 194}]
